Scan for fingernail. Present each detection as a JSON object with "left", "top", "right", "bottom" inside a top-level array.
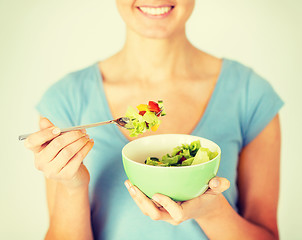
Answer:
[
  {"left": 52, "top": 128, "right": 61, "bottom": 135},
  {"left": 130, "top": 187, "right": 136, "bottom": 195},
  {"left": 81, "top": 129, "right": 86, "bottom": 134},
  {"left": 124, "top": 181, "right": 131, "bottom": 189},
  {"left": 211, "top": 179, "right": 220, "bottom": 188},
  {"left": 85, "top": 134, "right": 90, "bottom": 139},
  {"left": 125, "top": 182, "right": 136, "bottom": 195},
  {"left": 89, "top": 138, "right": 94, "bottom": 143}
]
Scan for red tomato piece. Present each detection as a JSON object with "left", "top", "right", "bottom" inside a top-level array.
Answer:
[
  {"left": 179, "top": 156, "right": 187, "bottom": 163},
  {"left": 148, "top": 101, "right": 161, "bottom": 113},
  {"left": 139, "top": 111, "right": 146, "bottom": 116}
]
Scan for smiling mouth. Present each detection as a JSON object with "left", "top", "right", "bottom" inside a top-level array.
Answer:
[{"left": 137, "top": 6, "right": 174, "bottom": 17}]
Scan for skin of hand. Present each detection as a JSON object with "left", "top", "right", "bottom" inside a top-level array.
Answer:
[
  {"left": 124, "top": 176, "right": 230, "bottom": 225},
  {"left": 24, "top": 117, "right": 94, "bottom": 190}
]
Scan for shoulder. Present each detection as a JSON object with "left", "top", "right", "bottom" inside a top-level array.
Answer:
[
  {"left": 42, "top": 63, "right": 100, "bottom": 106},
  {"left": 50, "top": 63, "right": 99, "bottom": 94},
  {"left": 224, "top": 59, "right": 279, "bottom": 102},
  {"left": 222, "top": 59, "right": 284, "bottom": 146},
  {"left": 223, "top": 59, "right": 259, "bottom": 83},
  {"left": 36, "top": 63, "right": 100, "bottom": 127},
  {"left": 221, "top": 59, "right": 276, "bottom": 97}
]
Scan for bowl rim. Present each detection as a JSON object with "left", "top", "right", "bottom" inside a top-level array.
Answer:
[{"left": 122, "top": 134, "right": 221, "bottom": 169}]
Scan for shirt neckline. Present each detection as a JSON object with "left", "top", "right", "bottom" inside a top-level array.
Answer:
[
  {"left": 191, "top": 58, "right": 228, "bottom": 135},
  {"left": 93, "top": 58, "right": 229, "bottom": 144}
]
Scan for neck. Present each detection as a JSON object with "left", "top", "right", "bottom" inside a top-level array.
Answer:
[{"left": 116, "top": 29, "right": 200, "bottom": 82}]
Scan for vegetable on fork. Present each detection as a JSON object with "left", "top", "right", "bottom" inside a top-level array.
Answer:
[{"left": 125, "top": 100, "right": 166, "bottom": 137}]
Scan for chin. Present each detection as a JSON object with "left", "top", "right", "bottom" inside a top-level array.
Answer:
[
  {"left": 140, "top": 32, "right": 174, "bottom": 39},
  {"left": 131, "top": 25, "right": 183, "bottom": 40}
]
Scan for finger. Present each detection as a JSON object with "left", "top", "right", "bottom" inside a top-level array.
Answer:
[
  {"left": 39, "top": 117, "right": 54, "bottom": 130},
  {"left": 45, "top": 135, "right": 90, "bottom": 177},
  {"left": 124, "top": 180, "right": 171, "bottom": 221},
  {"left": 38, "top": 130, "right": 87, "bottom": 162},
  {"left": 58, "top": 139, "right": 94, "bottom": 179},
  {"left": 24, "top": 126, "right": 61, "bottom": 153},
  {"left": 152, "top": 194, "right": 184, "bottom": 222},
  {"left": 151, "top": 199, "right": 163, "bottom": 208},
  {"left": 208, "top": 177, "right": 230, "bottom": 194}
]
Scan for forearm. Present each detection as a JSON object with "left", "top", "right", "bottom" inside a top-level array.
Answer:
[
  {"left": 45, "top": 184, "right": 93, "bottom": 240},
  {"left": 195, "top": 195, "right": 277, "bottom": 240}
]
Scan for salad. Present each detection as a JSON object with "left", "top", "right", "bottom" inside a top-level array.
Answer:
[
  {"left": 125, "top": 100, "right": 166, "bottom": 137},
  {"left": 144, "top": 140, "right": 218, "bottom": 167}
]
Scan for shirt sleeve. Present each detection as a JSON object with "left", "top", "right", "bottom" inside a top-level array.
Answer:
[
  {"left": 242, "top": 71, "right": 284, "bottom": 147},
  {"left": 35, "top": 74, "right": 79, "bottom": 128}
]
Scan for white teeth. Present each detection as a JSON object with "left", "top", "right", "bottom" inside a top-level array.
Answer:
[{"left": 139, "top": 6, "right": 172, "bottom": 16}]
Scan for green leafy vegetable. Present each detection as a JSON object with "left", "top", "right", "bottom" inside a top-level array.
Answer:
[
  {"left": 125, "top": 101, "right": 165, "bottom": 137},
  {"left": 144, "top": 140, "right": 218, "bottom": 167}
]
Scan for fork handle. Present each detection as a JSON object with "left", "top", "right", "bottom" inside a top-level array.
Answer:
[{"left": 18, "top": 120, "right": 115, "bottom": 141}]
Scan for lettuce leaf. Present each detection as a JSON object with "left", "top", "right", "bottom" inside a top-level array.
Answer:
[
  {"left": 125, "top": 103, "right": 162, "bottom": 137},
  {"left": 145, "top": 140, "right": 218, "bottom": 167}
]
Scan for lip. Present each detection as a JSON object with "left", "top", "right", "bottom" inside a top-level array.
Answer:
[{"left": 136, "top": 5, "right": 175, "bottom": 19}]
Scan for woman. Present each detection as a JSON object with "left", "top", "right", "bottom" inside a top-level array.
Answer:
[{"left": 24, "top": 0, "right": 283, "bottom": 239}]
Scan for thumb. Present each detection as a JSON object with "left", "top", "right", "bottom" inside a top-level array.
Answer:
[
  {"left": 208, "top": 177, "right": 230, "bottom": 194},
  {"left": 39, "top": 117, "right": 54, "bottom": 130}
]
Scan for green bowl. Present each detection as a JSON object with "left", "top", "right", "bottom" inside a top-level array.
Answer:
[{"left": 122, "top": 134, "right": 221, "bottom": 201}]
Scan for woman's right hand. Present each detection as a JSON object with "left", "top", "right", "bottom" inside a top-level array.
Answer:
[{"left": 24, "top": 117, "right": 94, "bottom": 190}]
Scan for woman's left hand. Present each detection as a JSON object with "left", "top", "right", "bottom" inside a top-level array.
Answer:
[{"left": 124, "top": 177, "right": 230, "bottom": 225}]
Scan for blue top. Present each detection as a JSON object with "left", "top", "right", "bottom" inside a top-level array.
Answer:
[{"left": 36, "top": 58, "right": 284, "bottom": 240}]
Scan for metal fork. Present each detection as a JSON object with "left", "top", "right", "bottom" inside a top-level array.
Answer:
[
  {"left": 19, "top": 109, "right": 163, "bottom": 141},
  {"left": 18, "top": 117, "right": 134, "bottom": 141}
]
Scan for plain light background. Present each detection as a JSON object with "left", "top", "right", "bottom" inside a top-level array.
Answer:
[{"left": 1, "top": 0, "right": 301, "bottom": 239}]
